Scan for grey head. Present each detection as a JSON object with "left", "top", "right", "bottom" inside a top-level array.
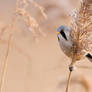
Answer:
[
  {"left": 57, "top": 25, "right": 71, "bottom": 41},
  {"left": 57, "top": 25, "right": 73, "bottom": 57}
]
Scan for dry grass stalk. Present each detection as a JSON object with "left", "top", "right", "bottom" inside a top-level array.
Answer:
[
  {"left": 16, "top": 0, "right": 47, "bottom": 41},
  {"left": 0, "top": 0, "right": 47, "bottom": 91},
  {"left": 0, "top": 18, "right": 16, "bottom": 92},
  {"left": 67, "top": 76, "right": 90, "bottom": 92},
  {"left": 66, "top": 0, "right": 92, "bottom": 92},
  {"left": 0, "top": 0, "right": 18, "bottom": 91},
  {"left": 0, "top": 15, "right": 16, "bottom": 92},
  {"left": 65, "top": 56, "right": 76, "bottom": 92},
  {"left": 0, "top": 24, "right": 10, "bottom": 44},
  {"left": 59, "top": 75, "right": 90, "bottom": 92},
  {"left": 65, "top": 71, "right": 72, "bottom": 92},
  {"left": 28, "top": 0, "right": 47, "bottom": 19},
  {"left": 71, "top": 0, "right": 92, "bottom": 60}
]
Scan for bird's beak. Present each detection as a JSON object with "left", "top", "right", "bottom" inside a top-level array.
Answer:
[{"left": 57, "top": 32, "right": 60, "bottom": 35}]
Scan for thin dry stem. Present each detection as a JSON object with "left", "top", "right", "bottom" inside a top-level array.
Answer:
[
  {"left": 0, "top": 0, "right": 47, "bottom": 91},
  {"left": 66, "top": 0, "right": 92, "bottom": 91},
  {"left": 59, "top": 75, "right": 90, "bottom": 92},
  {"left": 16, "top": 0, "right": 47, "bottom": 41},
  {"left": 28, "top": 0, "right": 47, "bottom": 19},
  {"left": 65, "top": 45, "right": 77, "bottom": 92},
  {"left": 0, "top": 16, "right": 16, "bottom": 92},
  {"left": 65, "top": 71, "right": 72, "bottom": 92}
]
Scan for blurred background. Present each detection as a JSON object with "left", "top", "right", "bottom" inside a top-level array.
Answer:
[{"left": 0, "top": 0, "right": 92, "bottom": 92}]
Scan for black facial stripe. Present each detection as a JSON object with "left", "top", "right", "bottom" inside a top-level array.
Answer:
[
  {"left": 60, "top": 30, "right": 67, "bottom": 40},
  {"left": 86, "top": 53, "right": 92, "bottom": 59}
]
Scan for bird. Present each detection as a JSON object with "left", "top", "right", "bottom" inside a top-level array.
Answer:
[
  {"left": 57, "top": 0, "right": 92, "bottom": 92},
  {"left": 57, "top": 25, "right": 92, "bottom": 70},
  {"left": 57, "top": 25, "right": 73, "bottom": 58}
]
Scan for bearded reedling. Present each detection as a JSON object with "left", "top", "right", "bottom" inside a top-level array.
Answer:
[{"left": 57, "top": 0, "right": 92, "bottom": 92}]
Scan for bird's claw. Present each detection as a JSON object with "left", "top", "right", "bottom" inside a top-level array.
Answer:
[{"left": 69, "top": 64, "right": 76, "bottom": 72}]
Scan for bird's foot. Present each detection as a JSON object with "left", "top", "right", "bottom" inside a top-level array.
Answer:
[{"left": 69, "top": 64, "right": 76, "bottom": 72}]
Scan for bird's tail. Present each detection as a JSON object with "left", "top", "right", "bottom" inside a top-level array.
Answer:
[{"left": 86, "top": 53, "right": 92, "bottom": 62}]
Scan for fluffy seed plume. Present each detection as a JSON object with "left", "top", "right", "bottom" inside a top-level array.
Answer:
[
  {"left": 16, "top": 0, "right": 47, "bottom": 41},
  {"left": 66, "top": 0, "right": 92, "bottom": 92},
  {"left": 70, "top": 0, "right": 92, "bottom": 61}
]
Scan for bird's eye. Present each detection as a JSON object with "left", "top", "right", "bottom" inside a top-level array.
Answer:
[{"left": 60, "top": 29, "right": 67, "bottom": 40}]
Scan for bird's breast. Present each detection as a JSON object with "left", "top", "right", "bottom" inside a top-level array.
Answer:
[{"left": 59, "top": 39, "right": 73, "bottom": 58}]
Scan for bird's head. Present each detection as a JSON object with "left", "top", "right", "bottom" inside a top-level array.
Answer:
[
  {"left": 57, "top": 25, "right": 73, "bottom": 57},
  {"left": 57, "top": 25, "right": 71, "bottom": 41}
]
